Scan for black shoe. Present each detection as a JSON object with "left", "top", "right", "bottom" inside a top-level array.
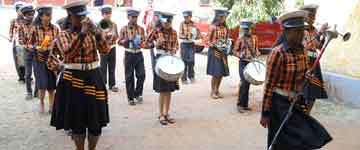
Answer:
[
  {"left": 25, "top": 93, "right": 32, "bottom": 100},
  {"left": 158, "top": 116, "right": 168, "bottom": 126},
  {"left": 164, "top": 115, "right": 176, "bottom": 124},
  {"left": 129, "top": 100, "right": 136, "bottom": 106},
  {"left": 18, "top": 79, "right": 25, "bottom": 84},
  {"left": 182, "top": 80, "right": 188, "bottom": 84},
  {"left": 136, "top": 96, "right": 143, "bottom": 104},
  {"left": 33, "top": 91, "right": 38, "bottom": 98},
  {"left": 109, "top": 86, "right": 119, "bottom": 92},
  {"left": 237, "top": 106, "right": 246, "bottom": 113},
  {"left": 244, "top": 107, "right": 252, "bottom": 111},
  {"left": 190, "top": 78, "right": 196, "bottom": 83}
]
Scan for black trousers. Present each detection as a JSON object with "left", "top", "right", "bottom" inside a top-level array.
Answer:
[
  {"left": 180, "top": 42, "right": 195, "bottom": 81},
  {"left": 24, "top": 50, "right": 37, "bottom": 94},
  {"left": 124, "top": 51, "right": 145, "bottom": 100},
  {"left": 238, "top": 60, "right": 250, "bottom": 107},
  {"left": 13, "top": 43, "right": 25, "bottom": 81},
  {"left": 100, "top": 47, "right": 116, "bottom": 88}
]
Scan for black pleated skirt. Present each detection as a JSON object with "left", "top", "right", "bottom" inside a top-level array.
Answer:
[
  {"left": 267, "top": 93, "right": 332, "bottom": 150},
  {"left": 50, "top": 68, "right": 110, "bottom": 132}
]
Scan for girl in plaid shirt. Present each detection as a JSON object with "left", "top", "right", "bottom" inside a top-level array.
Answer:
[
  {"left": 27, "top": 6, "right": 59, "bottom": 113},
  {"left": 260, "top": 10, "right": 332, "bottom": 150},
  {"left": 207, "top": 8, "right": 230, "bottom": 99}
]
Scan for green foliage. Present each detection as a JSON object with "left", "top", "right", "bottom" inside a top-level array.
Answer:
[
  {"left": 295, "top": 0, "right": 305, "bottom": 8},
  {"left": 214, "top": 0, "right": 285, "bottom": 28}
]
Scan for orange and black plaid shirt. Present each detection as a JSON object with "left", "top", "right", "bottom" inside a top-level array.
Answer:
[
  {"left": 303, "top": 28, "right": 322, "bottom": 51},
  {"left": 9, "top": 17, "right": 23, "bottom": 41},
  {"left": 208, "top": 24, "right": 229, "bottom": 47},
  {"left": 27, "top": 24, "right": 59, "bottom": 52},
  {"left": 262, "top": 43, "right": 308, "bottom": 117},
  {"left": 55, "top": 18, "right": 110, "bottom": 64},
  {"left": 118, "top": 24, "right": 145, "bottom": 49},
  {"left": 100, "top": 21, "right": 119, "bottom": 46},
  {"left": 18, "top": 23, "right": 32, "bottom": 47},
  {"left": 233, "top": 35, "right": 260, "bottom": 60},
  {"left": 179, "top": 21, "right": 200, "bottom": 41},
  {"left": 146, "top": 28, "right": 179, "bottom": 53}
]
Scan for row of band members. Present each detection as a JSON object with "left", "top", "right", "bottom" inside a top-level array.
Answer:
[{"left": 9, "top": 1, "right": 330, "bottom": 150}]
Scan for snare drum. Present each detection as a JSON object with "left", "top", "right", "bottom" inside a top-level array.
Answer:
[
  {"left": 155, "top": 55, "right": 185, "bottom": 82},
  {"left": 243, "top": 59, "right": 266, "bottom": 85}
]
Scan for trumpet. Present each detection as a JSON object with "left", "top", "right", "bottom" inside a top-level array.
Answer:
[
  {"left": 98, "top": 19, "right": 113, "bottom": 32},
  {"left": 323, "top": 24, "right": 351, "bottom": 42}
]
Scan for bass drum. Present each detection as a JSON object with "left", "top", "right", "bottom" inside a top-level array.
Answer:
[
  {"left": 155, "top": 55, "right": 185, "bottom": 82},
  {"left": 243, "top": 60, "right": 266, "bottom": 85}
]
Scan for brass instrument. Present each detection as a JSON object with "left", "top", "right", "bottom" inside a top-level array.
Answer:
[
  {"left": 323, "top": 25, "right": 351, "bottom": 42},
  {"left": 98, "top": 19, "right": 113, "bottom": 32},
  {"left": 215, "top": 39, "right": 232, "bottom": 55}
]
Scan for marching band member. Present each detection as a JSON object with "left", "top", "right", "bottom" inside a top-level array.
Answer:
[
  {"left": 27, "top": 5, "right": 59, "bottom": 113},
  {"left": 301, "top": 4, "right": 328, "bottom": 113},
  {"left": 260, "top": 10, "right": 332, "bottom": 150},
  {"left": 145, "top": 10, "right": 161, "bottom": 35},
  {"left": 50, "top": 1, "right": 110, "bottom": 149},
  {"left": 207, "top": 8, "right": 230, "bottom": 99},
  {"left": 18, "top": 4, "right": 38, "bottom": 100},
  {"left": 145, "top": 11, "right": 179, "bottom": 126},
  {"left": 179, "top": 10, "right": 200, "bottom": 84},
  {"left": 146, "top": 10, "right": 161, "bottom": 69},
  {"left": 118, "top": 8, "right": 146, "bottom": 105},
  {"left": 98, "top": 5, "right": 119, "bottom": 92},
  {"left": 9, "top": 2, "right": 25, "bottom": 83},
  {"left": 56, "top": 10, "right": 72, "bottom": 31},
  {"left": 232, "top": 19, "right": 260, "bottom": 113}
]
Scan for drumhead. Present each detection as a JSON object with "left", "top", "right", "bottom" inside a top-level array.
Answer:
[
  {"left": 156, "top": 55, "right": 185, "bottom": 75},
  {"left": 245, "top": 61, "right": 266, "bottom": 82}
]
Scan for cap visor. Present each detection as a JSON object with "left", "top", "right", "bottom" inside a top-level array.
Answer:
[{"left": 76, "top": 10, "right": 90, "bottom": 16}]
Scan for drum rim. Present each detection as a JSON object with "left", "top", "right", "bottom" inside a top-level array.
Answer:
[{"left": 244, "top": 60, "right": 266, "bottom": 84}]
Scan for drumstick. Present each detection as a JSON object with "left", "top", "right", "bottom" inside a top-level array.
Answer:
[{"left": 0, "top": 34, "right": 11, "bottom": 41}]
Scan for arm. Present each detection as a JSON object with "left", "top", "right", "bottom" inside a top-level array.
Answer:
[
  {"left": 18, "top": 25, "right": 25, "bottom": 46},
  {"left": 207, "top": 25, "right": 216, "bottom": 47},
  {"left": 178, "top": 22, "right": 187, "bottom": 39},
  {"left": 171, "top": 31, "right": 179, "bottom": 54},
  {"left": 26, "top": 26, "right": 38, "bottom": 51},
  {"left": 112, "top": 23, "right": 119, "bottom": 44},
  {"left": 9, "top": 19, "right": 15, "bottom": 41},
  {"left": 262, "top": 50, "right": 282, "bottom": 118},
  {"left": 303, "top": 30, "right": 321, "bottom": 50},
  {"left": 195, "top": 25, "right": 201, "bottom": 40},
  {"left": 232, "top": 38, "right": 241, "bottom": 58},
  {"left": 96, "top": 30, "right": 111, "bottom": 55},
  {"left": 117, "top": 27, "right": 128, "bottom": 47},
  {"left": 56, "top": 31, "right": 83, "bottom": 56},
  {"left": 254, "top": 36, "right": 261, "bottom": 56},
  {"left": 143, "top": 28, "right": 157, "bottom": 49},
  {"left": 139, "top": 27, "right": 146, "bottom": 48}
]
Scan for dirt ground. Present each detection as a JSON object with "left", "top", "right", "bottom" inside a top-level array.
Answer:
[{"left": 0, "top": 7, "right": 359, "bottom": 150}]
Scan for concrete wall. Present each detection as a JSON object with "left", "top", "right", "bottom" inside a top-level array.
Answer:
[
  {"left": 304, "top": 0, "right": 360, "bottom": 78},
  {"left": 302, "top": 0, "right": 360, "bottom": 106}
]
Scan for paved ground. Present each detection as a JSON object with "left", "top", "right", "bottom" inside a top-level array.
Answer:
[
  {"left": 1, "top": 46, "right": 360, "bottom": 150},
  {"left": 0, "top": 7, "right": 360, "bottom": 150}
]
